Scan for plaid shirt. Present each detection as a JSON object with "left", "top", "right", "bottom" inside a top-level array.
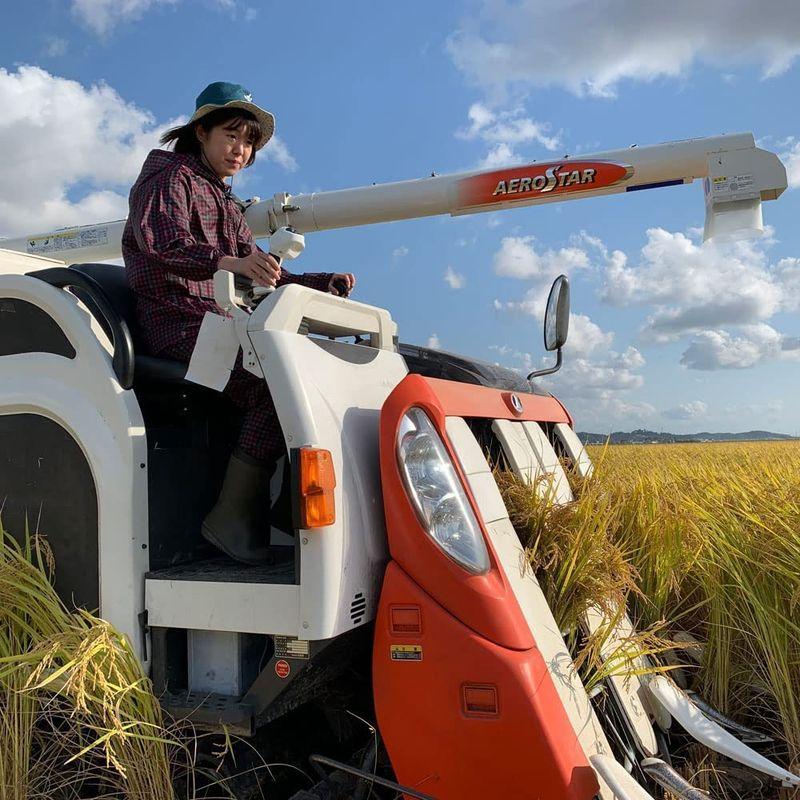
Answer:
[{"left": 122, "top": 149, "right": 332, "bottom": 355}]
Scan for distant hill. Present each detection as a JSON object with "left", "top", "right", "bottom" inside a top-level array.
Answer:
[{"left": 578, "top": 429, "right": 796, "bottom": 445}]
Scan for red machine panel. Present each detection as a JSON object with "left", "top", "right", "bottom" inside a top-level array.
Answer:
[{"left": 374, "top": 375, "right": 597, "bottom": 799}]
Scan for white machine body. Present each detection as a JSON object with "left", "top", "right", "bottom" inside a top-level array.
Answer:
[
  {"left": 0, "top": 249, "right": 407, "bottom": 653},
  {"left": 145, "top": 282, "right": 407, "bottom": 642}
]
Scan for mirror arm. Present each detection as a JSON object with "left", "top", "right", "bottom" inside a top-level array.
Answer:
[{"left": 527, "top": 347, "right": 563, "bottom": 381}]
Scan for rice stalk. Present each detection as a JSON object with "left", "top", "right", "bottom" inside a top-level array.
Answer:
[
  {"left": 574, "top": 442, "right": 799, "bottom": 782},
  {"left": 0, "top": 523, "right": 177, "bottom": 799},
  {"left": 499, "top": 440, "right": 800, "bottom": 794}
]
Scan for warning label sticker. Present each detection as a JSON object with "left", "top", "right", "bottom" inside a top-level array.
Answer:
[
  {"left": 274, "top": 659, "right": 291, "bottom": 679},
  {"left": 275, "top": 636, "right": 310, "bottom": 660},
  {"left": 390, "top": 644, "right": 423, "bottom": 662},
  {"left": 27, "top": 226, "right": 110, "bottom": 255},
  {"left": 711, "top": 174, "right": 755, "bottom": 196}
]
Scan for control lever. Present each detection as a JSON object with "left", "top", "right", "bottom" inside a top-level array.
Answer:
[{"left": 240, "top": 226, "right": 307, "bottom": 305}]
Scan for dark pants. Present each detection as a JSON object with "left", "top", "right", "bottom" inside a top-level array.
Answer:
[{"left": 160, "top": 334, "right": 284, "bottom": 463}]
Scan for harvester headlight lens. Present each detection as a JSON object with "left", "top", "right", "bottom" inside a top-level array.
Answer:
[{"left": 397, "top": 408, "right": 490, "bottom": 575}]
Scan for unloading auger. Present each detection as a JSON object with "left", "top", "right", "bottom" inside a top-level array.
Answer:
[
  {"left": 0, "top": 131, "right": 795, "bottom": 799},
  {"left": 3, "top": 131, "right": 787, "bottom": 262}
]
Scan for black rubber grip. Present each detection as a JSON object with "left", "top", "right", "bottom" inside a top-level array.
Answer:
[{"left": 331, "top": 276, "right": 351, "bottom": 297}]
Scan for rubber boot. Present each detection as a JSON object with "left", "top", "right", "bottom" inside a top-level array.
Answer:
[{"left": 201, "top": 450, "right": 274, "bottom": 565}]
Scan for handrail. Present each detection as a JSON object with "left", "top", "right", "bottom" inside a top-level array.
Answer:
[
  {"left": 26, "top": 267, "right": 135, "bottom": 389},
  {"left": 253, "top": 283, "right": 397, "bottom": 351}
]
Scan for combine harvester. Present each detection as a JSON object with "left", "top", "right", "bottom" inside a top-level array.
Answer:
[{"left": 0, "top": 132, "right": 797, "bottom": 798}]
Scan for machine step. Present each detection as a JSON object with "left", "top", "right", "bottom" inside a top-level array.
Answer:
[
  {"left": 160, "top": 690, "right": 255, "bottom": 736},
  {"left": 146, "top": 552, "right": 295, "bottom": 585}
]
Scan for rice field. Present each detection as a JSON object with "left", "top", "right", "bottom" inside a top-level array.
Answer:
[
  {"left": 500, "top": 439, "right": 800, "bottom": 797},
  {"left": 0, "top": 528, "right": 208, "bottom": 800},
  {"left": 2, "top": 440, "right": 798, "bottom": 798}
]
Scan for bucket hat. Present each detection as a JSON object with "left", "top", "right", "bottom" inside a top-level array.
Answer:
[{"left": 189, "top": 82, "right": 274, "bottom": 149}]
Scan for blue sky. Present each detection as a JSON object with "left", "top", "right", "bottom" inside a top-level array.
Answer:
[{"left": 1, "top": 0, "right": 799, "bottom": 433}]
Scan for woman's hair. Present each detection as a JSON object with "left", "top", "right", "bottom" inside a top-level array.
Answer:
[{"left": 160, "top": 107, "right": 265, "bottom": 167}]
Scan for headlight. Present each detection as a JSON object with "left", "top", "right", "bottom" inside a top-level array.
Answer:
[{"left": 396, "top": 407, "right": 490, "bottom": 575}]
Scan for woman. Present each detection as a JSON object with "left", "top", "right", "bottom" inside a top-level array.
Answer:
[{"left": 122, "top": 81, "right": 355, "bottom": 564}]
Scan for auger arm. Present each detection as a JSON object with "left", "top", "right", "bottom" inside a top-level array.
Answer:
[{"left": 2, "top": 132, "right": 787, "bottom": 263}]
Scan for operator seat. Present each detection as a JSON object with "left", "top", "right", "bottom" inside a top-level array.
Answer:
[
  {"left": 60, "top": 262, "right": 243, "bottom": 569},
  {"left": 68, "top": 262, "right": 197, "bottom": 387}
]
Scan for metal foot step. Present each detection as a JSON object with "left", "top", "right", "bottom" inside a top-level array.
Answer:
[
  {"left": 147, "top": 550, "right": 295, "bottom": 584},
  {"left": 160, "top": 689, "right": 255, "bottom": 736}
]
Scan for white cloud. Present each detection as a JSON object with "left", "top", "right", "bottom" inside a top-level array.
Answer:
[
  {"left": 262, "top": 134, "right": 298, "bottom": 171},
  {"left": 679, "top": 324, "right": 800, "bottom": 370},
  {"left": 72, "top": 0, "right": 246, "bottom": 35},
  {"left": 392, "top": 245, "right": 410, "bottom": 258},
  {"left": 458, "top": 102, "right": 560, "bottom": 168},
  {"left": 779, "top": 137, "right": 800, "bottom": 188},
  {"left": 600, "top": 227, "right": 800, "bottom": 340},
  {"left": 72, "top": 0, "right": 178, "bottom": 36},
  {"left": 499, "top": 226, "right": 800, "bottom": 374},
  {"left": 477, "top": 142, "right": 521, "bottom": 170},
  {"left": 493, "top": 235, "right": 591, "bottom": 281},
  {"left": 663, "top": 400, "right": 708, "bottom": 420},
  {"left": 43, "top": 36, "right": 68, "bottom": 57},
  {"left": 0, "top": 67, "right": 298, "bottom": 240},
  {"left": 447, "top": 0, "right": 800, "bottom": 98},
  {"left": 444, "top": 266, "right": 465, "bottom": 289},
  {"left": 458, "top": 103, "right": 561, "bottom": 151},
  {"left": 492, "top": 303, "right": 644, "bottom": 403},
  {"left": 427, "top": 333, "right": 441, "bottom": 349},
  {"left": 722, "top": 399, "right": 785, "bottom": 419},
  {"left": 0, "top": 66, "right": 182, "bottom": 238},
  {"left": 495, "top": 338, "right": 649, "bottom": 431}
]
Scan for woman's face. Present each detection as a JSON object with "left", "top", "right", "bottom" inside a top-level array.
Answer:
[{"left": 196, "top": 121, "right": 255, "bottom": 180}]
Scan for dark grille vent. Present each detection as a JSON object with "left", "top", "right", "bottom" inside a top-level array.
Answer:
[{"left": 350, "top": 592, "right": 367, "bottom": 624}]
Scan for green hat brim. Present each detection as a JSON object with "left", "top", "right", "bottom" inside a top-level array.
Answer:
[{"left": 188, "top": 100, "right": 275, "bottom": 150}]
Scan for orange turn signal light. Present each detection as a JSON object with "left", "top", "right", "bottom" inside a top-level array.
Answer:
[{"left": 299, "top": 448, "right": 336, "bottom": 528}]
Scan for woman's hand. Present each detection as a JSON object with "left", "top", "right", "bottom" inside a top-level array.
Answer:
[
  {"left": 219, "top": 252, "right": 282, "bottom": 287},
  {"left": 328, "top": 272, "right": 356, "bottom": 296}
]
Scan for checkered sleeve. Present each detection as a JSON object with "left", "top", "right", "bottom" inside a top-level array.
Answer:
[
  {"left": 131, "top": 167, "right": 222, "bottom": 280},
  {"left": 236, "top": 219, "right": 333, "bottom": 292},
  {"left": 278, "top": 267, "right": 334, "bottom": 292}
]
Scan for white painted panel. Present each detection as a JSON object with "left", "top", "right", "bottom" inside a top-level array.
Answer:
[
  {"left": 146, "top": 579, "right": 300, "bottom": 635},
  {"left": 492, "top": 418, "right": 541, "bottom": 485},
  {"left": 444, "top": 415, "right": 617, "bottom": 798},
  {"left": 0, "top": 274, "right": 149, "bottom": 667},
  {"left": 491, "top": 417, "right": 658, "bottom": 792},
  {"left": 249, "top": 314, "right": 408, "bottom": 641},
  {"left": 521, "top": 421, "right": 574, "bottom": 503},
  {"left": 590, "top": 755, "right": 656, "bottom": 800},
  {"left": 584, "top": 606, "right": 659, "bottom": 756},
  {"left": 648, "top": 676, "right": 800, "bottom": 787},
  {"left": 465, "top": 471, "right": 508, "bottom": 524},
  {"left": 444, "top": 417, "right": 489, "bottom": 475},
  {"left": 555, "top": 422, "right": 594, "bottom": 478},
  {"left": 486, "top": 518, "right": 615, "bottom": 783}
]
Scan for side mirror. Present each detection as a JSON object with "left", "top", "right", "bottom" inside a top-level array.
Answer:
[
  {"left": 544, "top": 274, "right": 570, "bottom": 351},
  {"left": 528, "top": 274, "right": 570, "bottom": 380}
]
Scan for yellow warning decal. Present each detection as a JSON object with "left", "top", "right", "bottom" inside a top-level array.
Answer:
[{"left": 390, "top": 644, "right": 423, "bottom": 662}]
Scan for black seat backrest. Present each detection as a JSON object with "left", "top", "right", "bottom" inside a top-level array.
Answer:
[{"left": 69, "top": 262, "right": 140, "bottom": 340}]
